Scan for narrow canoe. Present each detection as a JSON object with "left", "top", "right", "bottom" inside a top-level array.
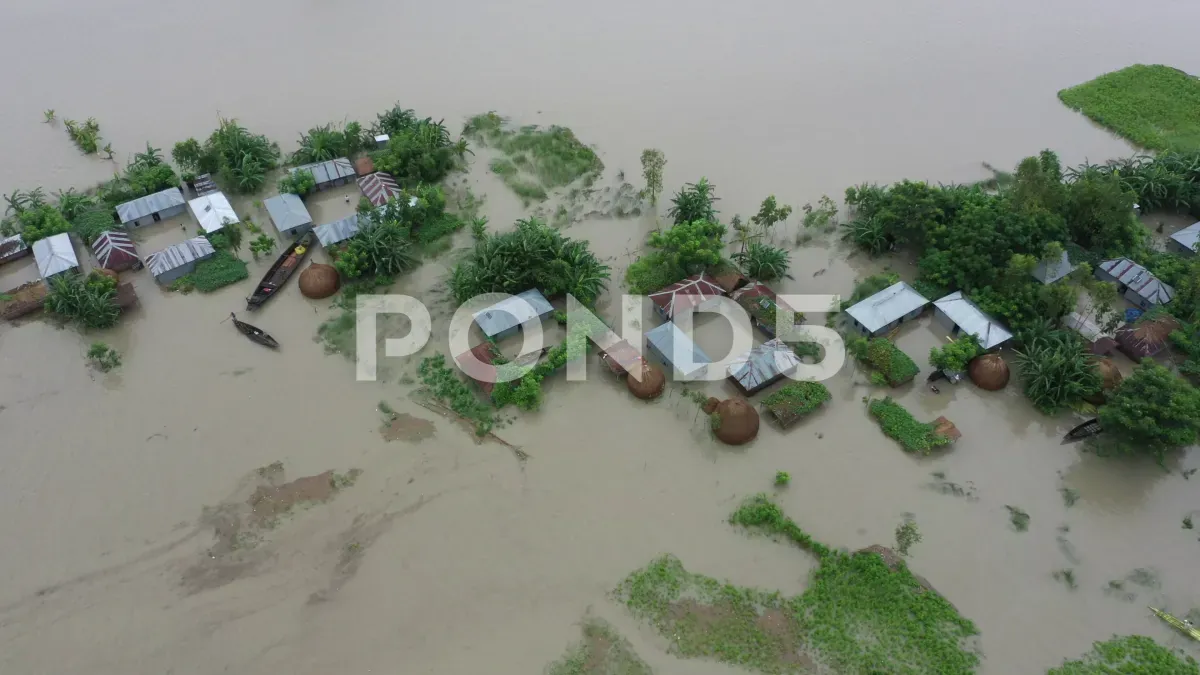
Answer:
[
  {"left": 246, "top": 232, "right": 313, "bottom": 310},
  {"left": 1150, "top": 607, "right": 1200, "bottom": 642}
]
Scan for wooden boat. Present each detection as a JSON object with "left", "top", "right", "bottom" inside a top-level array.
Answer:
[
  {"left": 246, "top": 232, "right": 313, "bottom": 310},
  {"left": 1150, "top": 607, "right": 1200, "bottom": 642},
  {"left": 230, "top": 313, "right": 280, "bottom": 349},
  {"left": 1062, "top": 417, "right": 1102, "bottom": 444}
]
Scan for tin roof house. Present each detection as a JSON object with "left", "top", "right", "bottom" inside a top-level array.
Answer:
[
  {"left": 188, "top": 192, "right": 238, "bottom": 234},
  {"left": 844, "top": 281, "right": 929, "bottom": 337},
  {"left": 293, "top": 158, "right": 356, "bottom": 191},
  {"left": 1062, "top": 312, "right": 1117, "bottom": 356},
  {"left": 33, "top": 233, "right": 79, "bottom": 279},
  {"left": 314, "top": 214, "right": 361, "bottom": 248},
  {"left": 115, "top": 187, "right": 186, "bottom": 228},
  {"left": 932, "top": 291, "right": 1013, "bottom": 350},
  {"left": 1116, "top": 314, "right": 1181, "bottom": 359},
  {"left": 473, "top": 289, "right": 554, "bottom": 341},
  {"left": 90, "top": 230, "right": 140, "bottom": 272},
  {"left": 727, "top": 338, "right": 802, "bottom": 396},
  {"left": 1168, "top": 222, "right": 1200, "bottom": 256},
  {"left": 263, "top": 193, "right": 314, "bottom": 239},
  {"left": 645, "top": 321, "right": 711, "bottom": 381},
  {"left": 731, "top": 281, "right": 793, "bottom": 337},
  {"left": 1031, "top": 250, "right": 1076, "bottom": 284},
  {"left": 146, "top": 237, "right": 215, "bottom": 284},
  {"left": 1095, "top": 258, "right": 1174, "bottom": 310},
  {"left": 648, "top": 273, "right": 725, "bottom": 320},
  {"left": 0, "top": 234, "right": 29, "bottom": 266},
  {"left": 358, "top": 172, "right": 402, "bottom": 207}
]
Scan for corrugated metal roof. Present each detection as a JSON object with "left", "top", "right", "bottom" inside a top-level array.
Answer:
[
  {"left": 646, "top": 321, "right": 711, "bottom": 377},
  {"left": 933, "top": 291, "right": 1013, "bottom": 349},
  {"left": 115, "top": 187, "right": 185, "bottom": 224},
  {"left": 1169, "top": 221, "right": 1200, "bottom": 253},
  {"left": 1097, "top": 258, "right": 1175, "bottom": 305},
  {"left": 188, "top": 192, "right": 239, "bottom": 233},
  {"left": 91, "top": 230, "right": 139, "bottom": 269},
  {"left": 314, "top": 214, "right": 360, "bottom": 247},
  {"left": 844, "top": 281, "right": 929, "bottom": 333},
  {"left": 727, "top": 338, "right": 801, "bottom": 394},
  {"left": 147, "top": 236, "right": 215, "bottom": 277},
  {"left": 473, "top": 289, "right": 554, "bottom": 337},
  {"left": 357, "top": 172, "right": 402, "bottom": 207},
  {"left": 32, "top": 233, "right": 78, "bottom": 277},
  {"left": 648, "top": 273, "right": 725, "bottom": 319},
  {"left": 293, "top": 158, "right": 355, "bottom": 185},
  {"left": 263, "top": 193, "right": 313, "bottom": 232},
  {"left": 1062, "top": 312, "right": 1112, "bottom": 343},
  {"left": 1031, "top": 250, "right": 1075, "bottom": 284},
  {"left": 0, "top": 233, "right": 27, "bottom": 263}
]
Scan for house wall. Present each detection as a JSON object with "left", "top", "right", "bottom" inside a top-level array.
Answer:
[
  {"left": 314, "top": 176, "right": 353, "bottom": 191},
  {"left": 932, "top": 308, "right": 957, "bottom": 335},
  {"left": 154, "top": 260, "right": 196, "bottom": 284},
  {"left": 123, "top": 204, "right": 186, "bottom": 229},
  {"left": 1122, "top": 288, "right": 1155, "bottom": 310},
  {"left": 1167, "top": 239, "right": 1197, "bottom": 256},
  {"left": 276, "top": 221, "right": 314, "bottom": 239}
]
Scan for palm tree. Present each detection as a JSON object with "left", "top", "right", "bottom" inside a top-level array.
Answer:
[
  {"left": 102, "top": 143, "right": 114, "bottom": 160},
  {"left": 4, "top": 191, "right": 30, "bottom": 216},
  {"left": 132, "top": 143, "right": 163, "bottom": 167},
  {"left": 452, "top": 138, "right": 474, "bottom": 160},
  {"left": 43, "top": 109, "right": 55, "bottom": 123}
]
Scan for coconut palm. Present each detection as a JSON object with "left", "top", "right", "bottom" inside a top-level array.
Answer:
[
  {"left": 132, "top": 143, "right": 163, "bottom": 168},
  {"left": 55, "top": 188, "right": 95, "bottom": 221},
  {"left": 452, "top": 138, "right": 473, "bottom": 160}
]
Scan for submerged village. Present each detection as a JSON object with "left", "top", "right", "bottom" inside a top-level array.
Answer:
[{"left": 3, "top": 64, "right": 1200, "bottom": 674}]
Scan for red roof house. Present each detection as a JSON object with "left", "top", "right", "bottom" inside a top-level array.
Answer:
[
  {"left": 91, "top": 230, "right": 140, "bottom": 272},
  {"left": 358, "top": 172, "right": 403, "bottom": 207},
  {"left": 648, "top": 273, "right": 725, "bottom": 320}
]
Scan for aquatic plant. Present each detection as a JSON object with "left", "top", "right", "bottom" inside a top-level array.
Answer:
[
  {"left": 63, "top": 117, "right": 100, "bottom": 154},
  {"left": 1184, "top": 515, "right": 1193, "bottom": 529},
  {"left": 1005, "top": 505, "right": 1030, "bottom": 532},
  {"left": 640, "top": 149, "right": 666, "bottom": 206},
  {"left": 277, "top": 168, "right": 316, "bottom": 196},
  {"left": 86, "top": 342, "right": 121, "bottom": 372},
  {"left": 248, "top": 234, "right": 277, "bottom": 260},
  {"left": 417, "top": 354, "right": 495, "bottom": 436},
  {"left": 1060, "top": 486, "right": 1080, "bottom": 507},
  {"left": 1052, "top": 568, "right": 1077, "bottom": 590},
  {"left": 868, "top": 397, "right": 952, "bottom": 454},
  {"left": 1047, "top": 634, "right": 1198, "bottom": 674},
  {"left": 732, "top": 242, "right": 790, "bottom": 281},
  {"left": 46, "top": 271, "right": 119, "bottom": 329},
  {"left": 464, "top": 112, "right": 602, "bottom": 196},
  {"left": 894, "top": 516, "right": 921, "bottom": 556},
  {"left": 170, "top": 251, "right": 248, "bottom": 293},
  {"left": 43, "top": 109, "right": 55, "bottom": 123},
  {"left": 774, "top": 471, "right": 790, "bottom": 487},
  {"left": 667, "top": 178, "right": 718, "bottom": 225},
  {"left": 1058, "top": 64, "right": 1200, "bottom": 153},
  {"left": 545, "top": 617, "right": 652, "bottom": 675}
]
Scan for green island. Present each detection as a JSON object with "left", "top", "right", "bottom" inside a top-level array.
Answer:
[{"left": 1058, "top": 65, "right": 1200, "bottom": 153}]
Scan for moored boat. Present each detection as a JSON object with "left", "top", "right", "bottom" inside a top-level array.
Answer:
[
  {"left": 1150, "top": 607, "right": 1200, "bottom": 642},
  {"left": 230, "top": 312, "right": 280, "bottom": 349},
  {"left": 1061, "top": 417, "right": 1101, "bottom": 444},
  {"left": 246, "top": 232, "right": 313, "bottom": 310}
]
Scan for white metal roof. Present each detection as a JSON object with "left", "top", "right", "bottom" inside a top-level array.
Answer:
[
  {"left": 646, "top": 321, "right": 711, "bottom": 378},
  {"left": 473, "top": 289, "right": 554, "bottom": 337},
  {"left": 314, "top": 214, "right": 360, "bottom": 247},
  {"left": 292, "top": 158, "right": 355, "bottom": 185},
  {"left": 32, "top": 233, "right": 78, "bottom": 277},
  {"left": 1097, "top": 258, "right": 1175, "bottom": 305},
  {"left": 1170, "top": 222, "right": 1200, "bottom": 254},
  {"left": 727, "top": 338, "right": 801, "bottom": 393},
  {"left": 844, "top": 281, "right": 929, "bottom": 333},
  {"left": 188, "top": 192, "right": 239, "bottom": 234},
  {"left": 147, "top": 236, "right": 215, "bottom": 277},
  {"left": 115, "top": 187, "right": 185, "bottom": 224},
  {"left": 933, "top": 291, "right": 1013, "bottom": 349},
  {"left": 263, "top": 193, "right": 313, "bottom": 232},
  {"left": 1031, "top": 250, "right": 1075, "bottom": 284}
]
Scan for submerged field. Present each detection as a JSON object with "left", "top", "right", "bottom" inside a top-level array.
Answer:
[{"left": 1058, "top": 64, "right": 1200, "bottom": 152}]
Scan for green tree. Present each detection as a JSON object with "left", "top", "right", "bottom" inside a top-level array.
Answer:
[
  {"left": 929, "top": 334, "right": 982, "bottom": 372},
  {"left": 45, "top": 272, "right": 120, "bottom": 329},
  {"left": 749, "top": 195, "right": 793, "bottom": 234},
  {"left": 732, "top": 242, "right": 789, "bottom": 280},
  {"left": 1063, "top": 168, "right": 1140, "bottom": 256},
  {"left": 667, "top": 178, "right": 718, "bottom": 225},
  {"left": 640, "top": 149, "right": 666, "bottom": 206},
  {"left": 15, "top": 204, "right": 72, "bottom": 243},
  {"left": 1013, "top": 329, "right": 1100, "bottom": 413},
  {"left": 172, "top": 137, "right": 219, "bottom": 174},
  {"left": 647, "top": 218, "right": 726, "bottom": 275},
  {"left": 1098, "top": 361, "right": 1200, "bottom": 459},
  {"left": 278, "top": 169, "right": 317, "bottom": 196}
]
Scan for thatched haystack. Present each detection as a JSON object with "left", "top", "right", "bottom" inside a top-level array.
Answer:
[
  {"left": 702, "top": 397, "right": 719, "bottom": 414},
  {"left": 967, "top": 353, "right": 1009, "bottom": 391},
  {"left": 626, "top": 360, "right": 666, "bottom": 400},
  {"left": 1116, "top": 315, "right": 1180, "bottom": 359},
  {"left": 1084, "top": 357, "right": 1124, "bottom": 405},
  {"left": 933, "top": 416, "right": 961, "bottom": 443},
  {"left": 713, "top": 398, "right": 759, "bottom": 445},
  {"left": 298, "top": 263, "right": 340, "bottom": 299}
]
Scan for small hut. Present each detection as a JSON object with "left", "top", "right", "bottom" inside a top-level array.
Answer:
[
  {"left": 1115, "top": 315, "right": 1181, "bottom": 359},
  {"left": 626, "top": 360, "right": 666, "bottom": 400},
  {"left": 91, "top": 230, "right": 140, "bottom": 272},
  {"left": 456, "top": 342, "right": 501, "bottom": 397},
  {"left": 645, "top": 321, "right": 711, "bottom": 381},
  {"left": 1085, "top": 357, "right": 1124, "bottom": 404},
  {"left": 33, "top": 232, "right": 79, "bottom": 279},
  {"left": 648, "top": 273, "right": 725, "bottom": 320},
  {"left": 115, "top": 187, "right": 186, "bottom": 228},
  {"left": 713, "top": 398, "right": 760, "bottom": 445},
  {"left": 731, "top": 282, "right": 792, "bottom": 337},
  {"left": 264, "top": 193, "right": 314, "bottom": 239},
  {"left": 472, "top": 289, "right": 554, "bottom": 341},
  {"left": 358, "top": 172, "right": 403, "bottom": 207},
  {"left": 967, "top": 353, "right": 1010, "bottom": 391},
  {"left": 292, "top": 158, "right": 356, "bottom": 191},
  {"left": 599, "top": 339, "right": 643, "bottom": 376},
  {"left": 726, "top": 338, "right": 802, "bottom": 396},
  {"left": 298, "top": 263, "right": 340, "bottom": 299},
  {"left": 0, "top": 234, "right": 29, "bottom": 266}
]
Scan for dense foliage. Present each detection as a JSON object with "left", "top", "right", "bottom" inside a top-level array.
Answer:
[
  {"left": 87, "top": 342, "right": 121, "bottom": 372},
  {"left": 869, "top": 397, "right": 954, "bottom": 454},
  {"left": 371, "top": 105, "right": 459, "bottom": 186},
  {"left": 178, "top": 118, "right": 280, "bottom": 194},
  {"left": 929, "top": 334, "right": 982, "bottom": 372},
  {"left": 626, "top": 218, "right": 727, "bottom": 294},
  {"left": 1057, "top": 64, "right": 1200, "bottom": 152},
  {"left": 848, "top": 336, "right": 920, "bottom": 386},
  {"left": 761, "top": 382, "right": 831, "bottom": 420},
  {"left": 277, "top": 168, "right": 316, "bottom": 196},
  {"left": 1047, "top": 634, "right": 1198, "bottom": 674},
  {"left": 1098, "top": 361, "right": 1200, "bottom": 459},
  {"left": 170, "top": 251, "right": 248, "bottom": 293},
  {"left": 732, "top": 241, "right": 790, "bottom": 280},
  {"left": 667, "top": 178, "right": 719, "bottom": 225},
  {"left": 449, "top": 218, "right": 609, "bottom": 306},
  {"left": 491, "top": 333, "right": 588, "bottom": 411},
  {"left": 464, "top": 112, "right": 602, "bottom": 194},
  {"left": 418, "top": 354, "right": 495, "bottom": 436},
  {"left": 72, "top": 208, "right": 116, "bottom": 245},
  {"left": 292, "top": 122, "right": 367, "bottom": 164},
  {"left": 1013, "top": 327, "right": 1101, "bottom": 413},
  {"left": 334, "top": 218, "right": 417, "bottom": 280},
  {"left": 46, "top": 271, "right": 119, "bottom": 329}
]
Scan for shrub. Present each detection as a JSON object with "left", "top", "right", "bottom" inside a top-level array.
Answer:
[
  {"left": 732, "top": 242, "right": 790, "bottom": 280},
  {"left": 929, "top": 334, "right": 982, "bottom": 372},
  {"left": 762, "top": 382, "right": 831, "bottom": 422},
  {"left": 667, "top": 178, "right": 718, "bottom": 224},
  {"left": 1057, "top": 64, "right": 1200, "bottom": 152},
  {"left": 417, "top": 354, "right": 495, "bottom": 436},
  {"left": 773, "top": 471, "right": 790, "bottom": 487},
  {"left": 46, "top": 271, "right": 119, "bottom": 329},
  {"left": 87, "top": 342, "right": 121, "bottom": 372},
  {"left": 1048, "top": 635, "right": 1199, "bottom": 674},
  {"left": 1013, "top": 328, "right": 1101, "bottom": 413},
  {"left": 849, "top": 336, "right": 920, "bottom": 386},
  {"left": 277, "top": 168, "right": 316, "bottom": 196},
  {"left": 172, "top": 251, "right": 248, "bottom": 293},
  {"left": 868, "top": 397, "right": 953, "bottom": 454},
  {"left": 1098, "top": 360, "right": 1200, "bottom": 460}
]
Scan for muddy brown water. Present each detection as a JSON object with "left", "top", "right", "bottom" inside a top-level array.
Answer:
[{"left": 2, "top": 1, "right": 1200, "bottom": 673}]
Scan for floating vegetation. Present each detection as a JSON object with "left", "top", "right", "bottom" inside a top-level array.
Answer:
[
  {"left": 464, "top": 112, "right": 604, "bottom": 202},
  {"left": 1047, "top": 634, "right": 1199, "bottom": 674},
  {"left": 1102, "top": 580, "right": 1137, "bottom": 603},
  {"left": 63, "top": 117, "right": 101, "bottom": 154},
  {"left": 1185, "top": 515, "right": 1194, "bottom": 530},
  {"left": 545, "top": 617, "right": 652, "bottom": 675},
  {"left": 894, "top": 514, "right": 922, "bottom": 556},
  {"left": 86, "top": 342, "right": 121, "bottom": 372},
  {"left": 925, "top": 471, "right": 979, "bottom": 501},
  {"left": 616, "top": 494, "right": 980, "bottom": 674},
  {"left": 868, "top": 397, "right": 955, "bottom": 454},
  {"left": 761, "top": 381, "right": 830, "bottom": 428},
  {"left": 1060, "top": 485, "right": 1081, "bottom": 507},
  {"left": 774, "top": 471, "right": 790, "bottom": 487},
  {"left": 1058, "top": 64, "right": 1200, "bottom": 153},
  {"left": 1126, "top": 567, "right": 1161, "bottom": 590},
  {"left": 417, "top": 354, "right": 495, "bottom": 436},
  {"left": 1052, "top": 568, "right": 1078, "bottom": 590},
  {"left": 1005, "top": 505, "right": 1031, "bottom": 532}
]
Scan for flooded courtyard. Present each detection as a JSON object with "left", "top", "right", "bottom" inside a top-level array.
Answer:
[{"left": 2, "top": 0, "right": 1200, "bottom": 673}]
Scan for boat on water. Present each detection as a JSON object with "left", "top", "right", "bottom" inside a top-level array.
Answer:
[
  {"left": 1062, "top": 417, "right": 1102, "bottom": 444},
  {"left": 1150, "top": 607, "right": 1200, "bottom": 642},
  {"left": 246, "top": 232, "right": 313, "bottom": 310},
  {"left": 230, "top": 313, "right": 280, "bottom": 349}
]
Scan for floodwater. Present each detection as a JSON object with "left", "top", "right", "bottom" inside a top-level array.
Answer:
[{"left": 2, "top": 0, "right": 1200, "bottom": 673}]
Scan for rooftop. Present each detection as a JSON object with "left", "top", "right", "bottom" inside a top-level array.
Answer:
[
  {"left": 473, "top": 289, "right": 554, "bottom": 337},
  {"left": 844, "top": 281, "right": 929, "bottom": 333},
  {"left": 91, "top": 230, "right": 139, "bottom": 270},
  {"left": 645, "top": 321, "right": 711, "bottom": 377},
  {"left": 188, "top": 192, "right": 239, "bottom": 234},
  {"left": 933, "top": 291, "right": 1013, "bottom": 349},
  {"left": 1097, "top": 258, "right": 1175, "bottom": 305},
  {"left": 263, "top": 193, "right": 313, "bottom": 231},
  {"left": 648, "top": 273, "right": 725, "bottom": 319},
  {"left": 727, "top": 338, "right": 802, "bottom": 394},
  {"left": 115, "top": 187, "right": 185, "bottom": 224},
  {"left": 358, "top": 172, "right": 402, "bottom": 207},
  {"left": 1031, "top": 250, "right": 1075, "bottom": 284},
  {"left": 293, "top": 158, "right": 355, "bottom": 185},
  {"left": 1170, "top": 221, "right": 1200, "bottom": 253},
  {"left": 314, "top": 214, "right": 361, "bottom": 247},
  {"left": 147, "top": 236, "right": 215, "bottom": 276},
  {"left": 0, "top": 233, "right": 27, "bottom": 263},
  {"left": 32, "top": 232, "right": 78, "bottom": 277}
]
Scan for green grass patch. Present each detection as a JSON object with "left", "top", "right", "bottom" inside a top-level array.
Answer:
[
  {"left": 170, "top": 250, "right": 248, "bottom": 293},
  {"left": 545, "top": 617, "right": 653, "bottom": 675},
  {"left": 848, "top": 336, "right": 919, "bottom": 386},
  {"left": 418, "top": 353, "right": 495, "bottom": 436},
  {"left": 1047, "top": 635, "right": 1198, "bottom": 674},
  {"left": 465, "top": 112, "right": 604, "bottom": 201},
  {"left": 1057, "top": 64, "right": 1200, "bottom": 152},
  {"left": 868, "top": 397, "right": 954, "bottom": 454},
  {"left": 507, "top": 178, "right": 549, "bottom": 204},
  {"left": 615, "top": 495, "right": 981, "bottom": 674},
  {"left": 489, "top": 158, "right": 518, "bottom": 177},
  {"left": 761, "top": 382, "right": 831, "bottom": 428}
]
